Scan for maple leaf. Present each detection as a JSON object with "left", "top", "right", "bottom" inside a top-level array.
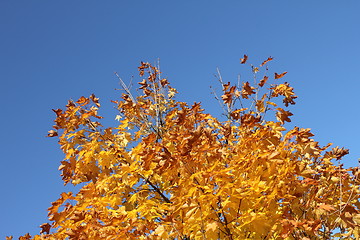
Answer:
[
  {"left": 241, "top": 81, "right": 255, "bottom": 99},
  {"left": 271, "top": 82, "right": 297, "bottom": 106},
  {"left": 276, "top": 108, "right": 293, "bottom": 124},
  {"left": 39, "top": 223, "right": 51, "bottom": 234}
]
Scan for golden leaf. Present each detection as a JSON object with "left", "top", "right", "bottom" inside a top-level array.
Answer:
[{"left": 276, "top": 108, "right": 293, "bottom": 124}]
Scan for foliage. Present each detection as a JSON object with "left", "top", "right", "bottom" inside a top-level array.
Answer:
[{"left": 11, "top": 57, "right": 360, "bottom": 239}]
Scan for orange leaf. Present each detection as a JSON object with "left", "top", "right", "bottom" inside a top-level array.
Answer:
[
  {"left": 241, "top": 82, "right": 255, "bottom": 99},
  {"left": 258, "top": 76, "right": 268, "bottom": 87},
  {"left": 276, "top": 108, "right": 293, "bottom": 124},
  {"left": 275, "top": 72, "right": 287, "bottom": 79},
  {"left": 260, "top": 57, "right": 273, "bottom": 66},
  {"left": 76, "top": 96, "right": 90, "bottom": 106}
]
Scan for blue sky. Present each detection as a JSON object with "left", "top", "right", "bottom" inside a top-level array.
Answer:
[{"left": 1, "top": 1, "right": 359, "bottom": 238}]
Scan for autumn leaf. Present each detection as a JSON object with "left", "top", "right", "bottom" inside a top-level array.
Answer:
[
  {"left": 19, "top": 233, "right": 31, "bottom": 240},
  {"left": 39, "top": 223, "right": 51, "bottom": 234},
  {"left": 260, "top": 57, "right": 273, "bottom": 66},
  {"left": 52, "top": 108, "right": 62, "bottom": 117},
  {"left": 271, "top": 82, "right": 297, "bottom": 106},
  {"left": 318, "top": 204, "right": 336, "bottom": 212},
  {"left": 258, "top": 76, "right": 268, "bottom": 87},
  {"left": 241, "top": 81, "right": 255, "bottom": 99},
  {"left": 90, "top": 93, "right": 100, "bottom": 107},
  {"left": 325, "top": 146, "right": 350, "bottom": 160},
  {"left": 240, "top": 54, "right": 248, "bottom": 64},
  {"left": 276, "top": 108, "right": 293, "bottom": 124},
  {"left": 160, "top": 78, "right": 170, "bottom": 87},
  {"left": 275, "top": 71, "right": 287, "bottom": 79},
  {"left": 76, "top": 96, "right": 90, "bottom": 106}
]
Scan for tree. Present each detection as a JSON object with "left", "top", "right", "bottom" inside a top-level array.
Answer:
[{"left": 12, "top": 57, "right": 360, "bottom": 239}]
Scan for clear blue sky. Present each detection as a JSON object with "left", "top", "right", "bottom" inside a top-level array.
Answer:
[{"left": 1, "top": 1, "right": 359, "bottom": 238}]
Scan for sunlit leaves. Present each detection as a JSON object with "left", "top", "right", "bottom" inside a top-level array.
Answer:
[{"left": 15, "top": 57, "right": 360, "bottom": 240}]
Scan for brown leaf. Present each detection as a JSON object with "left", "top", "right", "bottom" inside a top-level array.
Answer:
[
  {"left": 160, "top": 78, "right": 170, "bottom": 87},
  {"left": 221, "top": 93, "right": 232, "bottom": 104},
  {"left": 90, "top": 94, "right": 100, "bottom": 107},
  {"left": 138, "top": 79, "right": 147, "bottom": 89},
  {"left": 52, "top": 109, "right": 63, "bottom": 117},
  {"left": 260, "top": 57, "right": 273, "bottom": 67},
  {"left": 276, "top": 108, "right": 293, "bottom": 124},
  {"left": 326, "top": 147, "right": 350, "bottom": 160},
  {"left": 222, "top": 82, "right": 231, "bottom": 91},
  {"left": 275, "top": 72, "right": 287, "bottom": 79},
  {"left": 69, "top": 211, "right": 86, "bottom": 222},
  {"left": 40, "top": 223, "right": 51, "bottom": 234},
  {"left": 241, "top": 82, "right": 255, "bottom": 99},
  {"left": 76, "top": 96, "right": 90, "bottom": 106},
  {"left": 258, "top": 76, "right": 268, "bottom": 87},
  {"left": 240, "top": 54, "right": 248, "bottom": 64}
]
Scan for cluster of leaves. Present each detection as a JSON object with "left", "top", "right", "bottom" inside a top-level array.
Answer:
[{"left": 11, "top": 57, "right": 360, "bottom": 239}]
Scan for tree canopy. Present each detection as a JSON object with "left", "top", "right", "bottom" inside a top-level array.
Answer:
[{"left": 11, "top": 57, "right": 360, "bottom": 239}]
